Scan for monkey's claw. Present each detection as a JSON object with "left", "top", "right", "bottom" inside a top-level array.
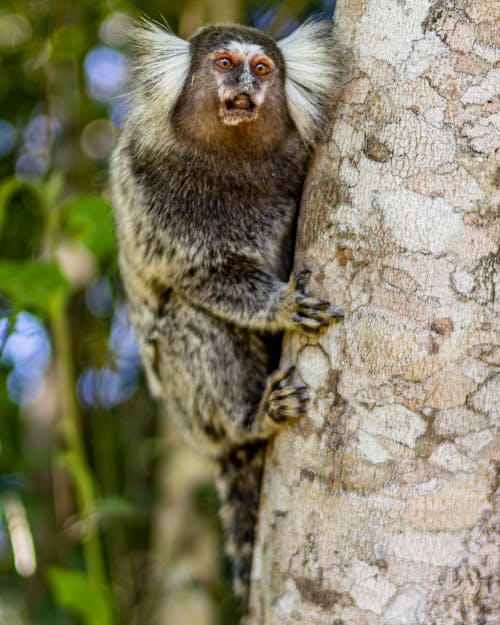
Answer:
[
  {"left": 287, "top": 269, "right": 344, "bottom": 334},
  {"left": 293, "top": 269, "right": 311, "bottom": 292},
  {"left": 268, "top": 384, "right": 309, "bottom": 423},
  {"left": 264, "top": 367, "right": 309, "bottom": 424}
]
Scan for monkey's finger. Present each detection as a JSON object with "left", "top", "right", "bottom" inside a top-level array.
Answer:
[
  {"left": 293, "top": 269, "right": 311, "bottom": 281},
  {"left": 273, "top": 407, "right": 307, "bottom": 421},
  {"left": 269, "top": 387, "right": 298, "bottom": 401},
  {"left": 296, "top": 294, "right": 330, "bottom": 306},
  {"left": 293, "top": 269, "right": 311, "bottom": 291},
  {"left": 294, "top": 311, "right": 333, "bottom": 325},
  {"left": 296, "top": 296, "right": 331, "bottom": 311},
  {"left": 296, "top": 304, "right": 345, "bottom": 323},
  {"left": 295, "top": 297, "right": 331, "bottom": 311},
  {"left": 311, "top": 308, "right": 344, "bottom": 323},
  {"left": 292, "top": 313, "right": 328, "bottom": 330},
  {"left": 270, "top": 397, "right": 309, "bottom": 421},
  {"left": 272, "top": 393, "right": 308, "bottom": 408},
  {"left": 269, "top": 385, "right": 307, "bottom": 402}
]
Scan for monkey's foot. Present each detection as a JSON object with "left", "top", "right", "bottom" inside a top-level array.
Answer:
[
  {"left": 286, "top": 269, "right": 344, "bottom": 335},
  {"left": 258, "top": 367, "right": 309, "bottom": 434}
]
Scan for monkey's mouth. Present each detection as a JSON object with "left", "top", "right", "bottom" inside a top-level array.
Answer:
[{"left": 220, "top": 94, "right": 259, "bottom": 125}]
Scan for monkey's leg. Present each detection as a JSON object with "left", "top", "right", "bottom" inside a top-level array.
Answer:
[
  {"left": 213, "top": 358, "right": 309, "bottom": 447},
  {"left": 250, "top": 366, "right": 309, "bottom": 438}
]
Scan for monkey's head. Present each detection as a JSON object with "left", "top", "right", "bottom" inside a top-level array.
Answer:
[
  {"left": 129, "top": 20, "right": 341, "bottom": 151},
  {"left": 186, "top": 25, "right": 285, "bottom": 129}
]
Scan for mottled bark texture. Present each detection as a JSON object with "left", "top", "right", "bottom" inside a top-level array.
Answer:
[{"left": 248, "top": 1, "right": 499, "bottom": 624}]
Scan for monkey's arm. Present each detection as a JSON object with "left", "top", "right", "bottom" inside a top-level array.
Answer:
[{"left": 174, "top": 258, "right": 342, "bottom": 333}]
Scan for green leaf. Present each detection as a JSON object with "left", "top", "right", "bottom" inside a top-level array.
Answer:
[
  {"left": 0, "top": 179, "right": 24, "bottom": 234},
  {"left": 51, "top": 24, "right": 88, "bottom": 59},
  {"left": 0, "top": 177, "right": 44, "bottom": 236},
  {"left": 47, "top": 567, "right": 114, "bottom": 625},
  {"left": 42, "top": 171, "right": 65, "bottom": 207},
  {"left": 63, "top": 195, "right": 116, "bottom": 260},
  {"left": 0, "top": 178, "right": 46, "bottom": 260},
  {"left": 0, "top": 261, "right": 68, "bottom": 314}
]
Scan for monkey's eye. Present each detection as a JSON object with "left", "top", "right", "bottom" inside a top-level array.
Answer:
[
  {"left": 215, "top": 57, "right": 234, "bottom": 70},
  {"left": 254, "top": 62, "right": 271, "bottom": 76}
]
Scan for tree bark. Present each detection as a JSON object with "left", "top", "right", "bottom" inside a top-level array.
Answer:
[{"left": 248, "top": 1, "right": 499, "bottom": 624}]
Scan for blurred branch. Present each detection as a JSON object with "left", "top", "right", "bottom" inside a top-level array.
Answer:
[{"left": 49, "top": 290, "right": 105, "bottom": 583}]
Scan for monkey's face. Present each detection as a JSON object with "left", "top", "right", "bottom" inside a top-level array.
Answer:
[
  {"left": 177, "top": 25, "right": 289, "bottom": 140},
  {"left": 208, "top": 42, "right": 275, "bottom": 126}
]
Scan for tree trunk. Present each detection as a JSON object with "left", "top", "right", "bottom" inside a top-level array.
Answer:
[{"left": 248, "top": 1, "right": 499, "bottom": 624}]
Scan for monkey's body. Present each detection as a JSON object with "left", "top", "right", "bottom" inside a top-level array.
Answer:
[
  {"left": 113, "top": 122, "right": 308, "bottom": 448},
  {"left": 111, "top": 20, "right": 341, "bottom": 600}
]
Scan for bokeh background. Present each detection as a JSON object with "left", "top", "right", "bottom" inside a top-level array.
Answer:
[{"left": 0, "top": 1, "right": 334, "bottom": 623}]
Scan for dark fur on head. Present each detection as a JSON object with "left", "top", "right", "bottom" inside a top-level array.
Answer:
[{"left": 189, "top": 24, "right": 284, "bottom": 62}]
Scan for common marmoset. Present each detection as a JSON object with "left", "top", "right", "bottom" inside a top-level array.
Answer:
[{"left": 110, "top": 18, "right": 342, "bottom": 600}]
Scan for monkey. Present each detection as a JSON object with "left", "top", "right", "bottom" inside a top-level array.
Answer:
[{"left": 110, "top": 18, "right": 343, "bottom": 603}]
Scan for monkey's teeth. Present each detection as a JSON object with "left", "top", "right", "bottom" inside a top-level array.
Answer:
[
  {"left": 225, "top": 95, "right": 254, "bottom": 112},
  {"left": 233, "top": 95, "right": 252, "bottom": 109}
]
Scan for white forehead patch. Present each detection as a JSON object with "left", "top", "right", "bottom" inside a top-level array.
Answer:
[{"left": 228, "top": 41, "right": 265, "bottom": 58}]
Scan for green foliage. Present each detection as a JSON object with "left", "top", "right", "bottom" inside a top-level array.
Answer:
[
  {"left": 0, "top": 369, "right": 23, "bottom": 474},
  {"left": 0, "top": 178, "right": 45, "bottom": 260},
  {"left": 47, "top": 567, "right": 114, "bottom": 625},
  {"left": 62, "top": 195, "right": 116, "bottom": 261},
  {"left": 51, "top": 24, "right": 88, "bottom": 60},
  {"left": 0, "top": 261, "right": 68, "bottom": 314},
  {"left": 0, "top": 178, "right": 35, "bottom": 233}
]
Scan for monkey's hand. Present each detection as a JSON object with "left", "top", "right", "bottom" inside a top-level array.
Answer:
[{"left": 281, "top": 269, "right": 344, "bottom": 335}]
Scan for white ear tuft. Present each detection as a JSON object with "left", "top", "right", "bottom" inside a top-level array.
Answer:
[
  {"left": 129, "top": 19, "right": 191, "bottom": 116},
  {"left": 278, "top": 20, "right": 340, "bottom": 147}
]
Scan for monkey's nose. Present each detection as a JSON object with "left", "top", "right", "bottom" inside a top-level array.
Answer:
[{"left": 238, "top": 69, "right": 256, "bottom": 87}]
